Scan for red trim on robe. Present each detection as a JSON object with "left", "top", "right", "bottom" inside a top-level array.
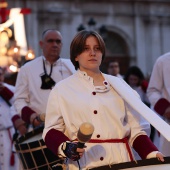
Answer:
[
  {"left": 133, "top": 135, "right": 158, "bottom": 159},
  {"left": 11, "top": 114, "right": 21, "bottom": 125},
  {"left": 0, "top": 87, "right": 13, "bottom": 101},
  {"left": 154, "top": 98, "right": 170, "bottom": 116},
  {"left": 5, "top": 8, "right": 31, "bottom": 15},
  {"left": 21, "top": 106, "right": 35, "bottom": 124},
  {"left": 45, "top": 129, "right": 70, "bottom": 155}
]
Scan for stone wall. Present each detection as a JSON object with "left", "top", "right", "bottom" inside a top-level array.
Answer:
[{"left": 7, "top": 0, "right": 170, "bottom": 76}]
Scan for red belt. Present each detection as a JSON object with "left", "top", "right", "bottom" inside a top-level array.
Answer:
[{"left": 88, "top": 137, "right": 134, "bottom": 162}]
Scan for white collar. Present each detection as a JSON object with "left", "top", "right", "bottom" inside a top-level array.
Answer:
[{"left": 77, "top": 70, "right": 110, "bottom": 93}]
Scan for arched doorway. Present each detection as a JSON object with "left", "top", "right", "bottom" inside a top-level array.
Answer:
[{"left": 100, "top": 29, "right": 130, "bottom": 75}]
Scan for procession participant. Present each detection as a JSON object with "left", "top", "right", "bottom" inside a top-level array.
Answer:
[
  {"left": 107, "top": 60, "right": 123, "bottom": 78},
  {"left": 43, "top": 30, "right": 164, "bottom": 170},
  {"left": 147, "top": 52, "right": 170, "bottom": 156},
  {"left": 124, "top": 66, "right": 150, "bottom": 106},
  {"left": 13, "top": 29, "right": 75, "bottom": 131},
  {"left": 0, "top": 67, "right": 23, "bottom": 170}
]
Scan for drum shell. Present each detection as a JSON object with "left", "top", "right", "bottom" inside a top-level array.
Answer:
[
  {"left": 90, "top": 157, "right": 170, "bottom": 170},
  {"left": 15, "top": 125, "right": 63, "bottom": 170}
]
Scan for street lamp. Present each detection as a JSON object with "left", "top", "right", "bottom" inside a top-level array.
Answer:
[
  {"left": 87, "top": 17, "right": 96, "bottom": 30},
  {"left": 99, "top": 25, "right": 108, "bottom": 39},
  {"left": 77, "top": 17, "right": 96, "bottom": 32},
  {"left": 77, "top": 24, "right": 86, "bottom": 32}
]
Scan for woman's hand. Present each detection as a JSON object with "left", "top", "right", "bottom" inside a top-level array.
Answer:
[
  {"left": 30, "top": 113, "right": 42, "bottom": 127},
  {"left": 76, "top": 147, "right": 85, "bottom": 158},
  {"left": 156, "top": 152, "right": 165, "bottom": 162},
  {"left": 62, "top": 142, "right": 86, "bottom": 161},
  {"left": 18, "top": 124, "right": 27, "bottom": 135}
]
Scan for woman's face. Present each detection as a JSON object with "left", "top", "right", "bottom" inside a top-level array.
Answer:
[
  {"left": 128, "top": 74, "right": 139, "bottom": 87},
  {"left": 75, "top": 36, "right": 103, "bottom": 72}
]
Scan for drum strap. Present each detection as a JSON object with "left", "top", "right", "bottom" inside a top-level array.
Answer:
[{"left": 88, "top": 137, "right": 134, "bottom": 162}]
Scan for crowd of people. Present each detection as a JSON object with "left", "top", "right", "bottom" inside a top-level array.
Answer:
[{"left": 1, "top": 29, "right": 169, "bottom": 170}]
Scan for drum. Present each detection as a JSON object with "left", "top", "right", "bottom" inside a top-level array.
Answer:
[
  {"left": 14, "top": 125, "right": 63, "bottom": 170},
  {"left": 90, "top": 157, "right": 170, "bottom": 170}
]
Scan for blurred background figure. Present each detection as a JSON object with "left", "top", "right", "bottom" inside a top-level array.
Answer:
[
  {"left": 123, "top": 65, "right": 155, "bottom": 155},
  {"left": 107, "top": 60, "right": 123, "bottom": 78},
  {"left": 147, "top": 52, "right": 170, "bottom": 156},
  {"left": 124, "top": 65, "right": 150, "bottom": 106},
  {"left": 0, "top": 66, "right": 23, "bottom": 170}
]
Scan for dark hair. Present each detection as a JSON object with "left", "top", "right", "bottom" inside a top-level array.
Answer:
[
  {"left": 124, "top": 66, "right": 145, "bottom": 86},
  {"left": 70, "top": 30, "right": 105, "bottom": 70}
]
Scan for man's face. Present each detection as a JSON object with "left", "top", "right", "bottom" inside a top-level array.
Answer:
[
  {"left": 39, "top": 31, "right": 62, "bottom": 63},
  {"left": 107, "top": 62, "right": 120, "bottom": 76}
]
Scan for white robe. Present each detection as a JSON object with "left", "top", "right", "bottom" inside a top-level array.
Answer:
[
  {"left": 14, "top": 56, "right": 75, "bottom": 116},
  {"left": 147, "top": 52, "right": 170, "bottom": 156},
  {"left": 0, "top": 83, "right": 21, "bottom": 170},
  {"left": 43, "top": 71, "right": 151, "bottom": 170}
]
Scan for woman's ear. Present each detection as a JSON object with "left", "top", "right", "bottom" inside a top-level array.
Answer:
[{"left": 75, "top": 57, "right": 78, "bottom": 61}]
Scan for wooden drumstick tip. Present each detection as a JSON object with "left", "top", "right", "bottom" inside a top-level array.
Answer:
[{"left": 37, "top": 113, "right": 46, "bottom": 122}]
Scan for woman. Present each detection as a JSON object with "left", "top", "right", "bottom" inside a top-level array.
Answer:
[
  {"left": 124, "top": 66, "right": 150, "bottom": 106},
  {"left": 42, "top": 30, "right": 164, "bottom": 170}
]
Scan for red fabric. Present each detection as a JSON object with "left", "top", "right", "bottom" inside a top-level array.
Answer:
[
  {"left": 2, "top": 8, "right": 31, "bottom": 16},
  {"left": 45, "top": 129, "right": 70, "bottom": 155},
  {"left": 154, "top": 98, "right": 170, "bottom": 116},
  {"left": 0, "top": 8, "right": 6, "bottom": 23},
  {"left": 21, "top": 106, "right": 35, "bottom": 124},
  {"left": 0, "top": 0, "right": 7, "bottom": 23},
  {"left": 133, "top": 135, "right": 158, "bottom": 159},
  {"left": 11, "top": 114, "right": 21, "bottom": 125},
  {"left": 10, "top": 152, "right": 14, "bottom": 166},
  {"left": 141, "top": 80, "right": 148, "bottom": 93},
  {"left": 0, "top": 86, "right": 13, "bottom": 101},
  {"left": 0, "top": 8, "right": 31, "bottom": 24},
  {"left": 20, "top": 8, "right": 31, "bottom": 14},
  {"left": 88, "top": 137, "right": 134, "bottom": 161}
]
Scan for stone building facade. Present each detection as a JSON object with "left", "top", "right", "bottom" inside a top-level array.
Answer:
[{"left": 8, "top": 0, "right": 170, "bottom": 76}]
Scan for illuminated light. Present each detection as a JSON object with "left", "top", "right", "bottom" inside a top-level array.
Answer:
[
  {"left": 0, "top": 56, "right": 13, "bottom": 67},
  {"left": 14, "top": 47, "right": 19, "bottom": 53},
  {"left": 0, "top": 27, "right": 4, "bottom": 32},
  {"left": 3, "top": 27, "right": 12, "bottom": 38},
  {"left": 28, "top": 53, "right": 33, "bottom": 58},
  {"left": 9, "top": 64, "right": 18, "bottom": 72},
  {"left": 10, "top": 8, "right": 28, "bottom": 56},
  {"left": 0, "top": 2, "right": 8, "bottom": 8},
  {"left": 25, "top": 49, "right": 35, "bottom": 60}
]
